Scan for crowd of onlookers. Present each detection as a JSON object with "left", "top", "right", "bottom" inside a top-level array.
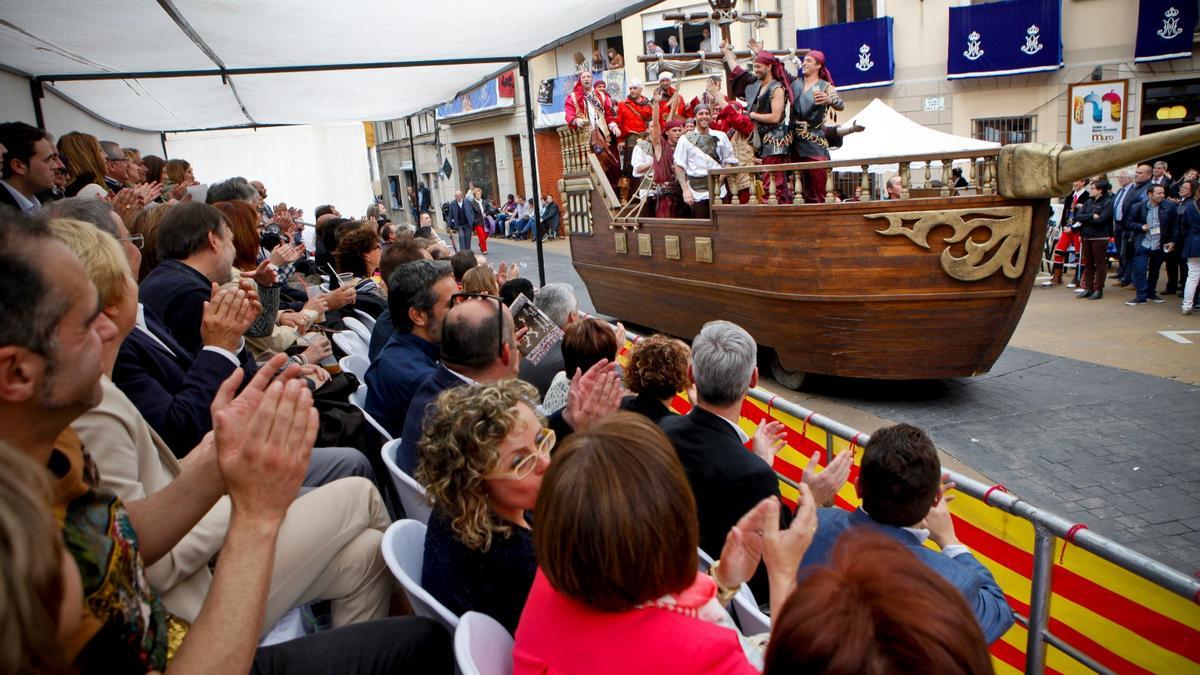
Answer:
[
  {"left": 2, "top": 118, "right": 1013, "bottom": 674},
  {"left": 1042, "top": 160, "right": 1200, "bottom": 314}
]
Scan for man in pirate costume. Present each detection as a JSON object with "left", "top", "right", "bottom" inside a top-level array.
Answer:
[
  {"left": 616, "top": 79, "right": 654, "bottom": 200},
  {"left": 564, "top": 70, "right": 622, "bottom": 191},
  {"left": 673, "top": 103, "right": 737, "bottom": 219},
  {"left": 648, "top": 87, "right": 686, "bottom": 218},
  {"left": 789, "top": 50, "right": 843, "bottom": 204},
  {"left": 743, "top": 50, "right": 793, "bottom": 203},
  {"left": 705, "top": 77, "right": 756, "bottom": 204},
  {"left": 654, "top": 71, "right": 691, "bottom": 122}
]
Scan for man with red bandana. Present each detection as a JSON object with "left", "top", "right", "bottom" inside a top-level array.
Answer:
[{"left": 789, "top": 50, "right": 843, "bottom": 203}]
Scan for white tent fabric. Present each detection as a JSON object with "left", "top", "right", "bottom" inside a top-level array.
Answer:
[
  {"left": 831, "top": 98, "right": 1000, "bottom": 170},
  {"left": 0, "top": 0, "right": 659, "bottom": 131}
]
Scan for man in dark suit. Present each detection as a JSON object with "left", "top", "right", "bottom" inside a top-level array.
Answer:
[
  {"left": 1126, "top": 183, "right": 1178, "bottom": 305},
  {"left": 798, "top": 423, "right": 1014, "bottom": 644},
  {"left": 447, "top": 189, "right": 475, "bottom": 252},
  {"left": 1115, "top": 163, "right": 1153, "bottom": 287},
  {"left": 418, "top": 182, "right": 432, "bottom": 216},
  {"left": 660, "top": 320, "right": 849, "bottom": 599},
  {"left": 0, "top": 121, "right": 63, "bottom": 214},
  {"left": 539, "top": 194, "right": 561, "bottom": 241},
  {"left": 364, "top": 260, "right": 457, "bottom": 437}
]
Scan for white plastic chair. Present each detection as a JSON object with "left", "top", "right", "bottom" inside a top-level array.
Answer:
[
  {"left": 697, "top": 548, "right": 770, "bottom": 636},
  {"left": 348, "top": 384, "right": 394, "bottom": 441},
  {"left": 381, "top": 438, "right": 433, "bottom": 524},
  {"left": 455, "top": 611, "right": 514, "bottom": 675},
  {"left": 353, "top": 308, "right": 377, "bottom": 332},
  {"left": 339, "top": 352, "right": 370, "bottom": 380},
  {"left": 381, "top": 520, "right": 460, "bottom": 632},
  {"left": 343, "top": 316, "right": 373, "bottom": 345},
  {"left": 331, "top": 330, "right": 366, "bottom": 357}
]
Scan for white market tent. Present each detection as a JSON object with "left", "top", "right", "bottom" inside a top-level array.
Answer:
[
  {"left": 0, "top": 0, "right": 661, "bottom": 130},
  {"left": 831, "top": 98, "right": 999, "bottom": 171}
]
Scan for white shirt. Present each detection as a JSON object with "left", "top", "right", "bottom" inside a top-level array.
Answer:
[
  {"left": 300, "top": 224, "right": 316, "bottom": 253},
  {"left": 673, "top": 129, "right": 737, "bottom": 201},
  {"left": 861, "top": 505, "right": 969, "bottom": 558},
  {"left": 0, "top": 178, "right": 40, "bottom": 213},
  {"left": 630, "top": 142, "right": 653, "bottom": 178}
]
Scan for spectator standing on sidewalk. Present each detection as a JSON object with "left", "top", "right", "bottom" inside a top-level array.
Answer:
[
  {"left": 1077, "top": 178, "right": 1114, "bottom": 300},
  {"left": 1126, "top": 184, "right": 1177, "bottom": 306}
]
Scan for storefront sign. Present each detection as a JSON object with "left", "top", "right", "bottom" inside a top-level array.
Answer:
[{"left": 1067, "top": 80, "right": 1128, "bottom": 149}]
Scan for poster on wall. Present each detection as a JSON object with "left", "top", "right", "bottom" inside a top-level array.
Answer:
[
  {"left": 536, "top": 69, "right": 627, "bottom": 128},
  {"left": 1067, "top": 79, "right": 1128, "bottom": 150}
]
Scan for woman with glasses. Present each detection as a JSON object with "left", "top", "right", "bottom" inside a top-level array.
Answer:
[
  {"left": 334, "top": 224, "right": 388, "bottom": 317},
  {"left": 417, "top": 379, "right": 551, "bottom": 633}
]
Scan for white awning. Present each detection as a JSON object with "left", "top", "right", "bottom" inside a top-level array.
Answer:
[
  {"left": 1, "top": 0, "right": 661, "bottom": 131},
  {"left": 831, "top": 98, "right": 1000, "bottom": 171}
]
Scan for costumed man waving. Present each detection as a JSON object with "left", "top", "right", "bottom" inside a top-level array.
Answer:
[
  {"left": 564, "top": 70, "right": 622, "bottom": 192},
  {"left": 648, "top": 85, "right": 686, "bottom": 218},
  {"left": 790, "top": 50, "right": 843, "bottom": 204},
  {"left": 744, "top": 50, "right": 793, "bottom": 203},
  {"left": 674, "top": 103, "right": 738, "bottom": 219},
  {"left": 616, "top": 79, "right": 653, "bottom": 202},
  {"left": 706, "top": 76, "right": 756, "bottom": 204}
]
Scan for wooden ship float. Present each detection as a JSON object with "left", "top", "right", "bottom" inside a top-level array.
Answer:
[{"left": 557, "top": 112, "right": 1200, "bottom": 385}]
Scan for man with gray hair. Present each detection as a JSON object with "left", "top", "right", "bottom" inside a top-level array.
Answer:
[
  {"left": 660, "top": 319, "right": 851, "bottom": 598},
  {"left": 99, "top": 140, "right": 129, "bottom": 193},
  {"left": 206, "top": 176, "right": 260, "bottom": 205},
  {"left": 518, "top": 282, "right": 578, "bottom": 398}
]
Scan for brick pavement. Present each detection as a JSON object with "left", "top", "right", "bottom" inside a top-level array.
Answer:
[{"left": 486, "top": 237, "right": 1200, "bottom": 576}]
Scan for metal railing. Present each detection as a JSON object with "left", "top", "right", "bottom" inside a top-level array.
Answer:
[{"left": 610, "top": 322, "right": 1200, "bottom": 674}]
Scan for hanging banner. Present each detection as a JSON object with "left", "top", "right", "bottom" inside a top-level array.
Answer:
[
  {"left": 535, "top": 70, "right": 627, "bottom": 128},
  {"left": 1067, "top": 80, "right": 1128, "bottom": 150},
  {"left": 436, "top": 71, "right": 516, "bottom": 120},
  {"left": 795, "top": 17, "right": 894, "bottom": 90},
  {"left": 1135, "top": 0, "right": 1198, "bottom": 63},
  {"left": 947, "top": 0, "right": 1063, "bottom": 80}
]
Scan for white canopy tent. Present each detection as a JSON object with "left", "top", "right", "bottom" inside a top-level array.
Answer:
[{"left": 831, "top": 98, "right": 1000, "bottom": 172}]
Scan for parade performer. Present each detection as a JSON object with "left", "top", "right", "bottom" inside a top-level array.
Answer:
[
  {"left": 674, "top": 103, "right": 737, "bottom": 219},
  {"left": 745, "top": 50, "right": 793, "bottom": 203},
  {"left": 564, "top": 70, "right": 622, "bottom": 191},
  {"left": 654, "top": 71, "right": 691, "bottom": 121},
  {"left": 649, "top": 87, "right": 686, "bottom": 218},
  {"left": 617, "top": 79, "right": 653, "bottom": 200},
  {"left": 707, "top": 77, "right": 756, "bottom": 204},
  {"left": 790, "top": 50, "right": 843, "bottom": 203}
]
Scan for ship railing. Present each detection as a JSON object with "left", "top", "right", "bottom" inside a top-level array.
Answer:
[
  {"left": 706, "top": 148, "right": 1003, "bottom": 204},
  {"left": 600, "top": 318, "right": 1200, "bottom": 675}
]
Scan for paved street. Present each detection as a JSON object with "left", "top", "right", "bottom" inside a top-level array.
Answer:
[{"left": 482, "top": 235, "right": 1200, "bottom": 576}]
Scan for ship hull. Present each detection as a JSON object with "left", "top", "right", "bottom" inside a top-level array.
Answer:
[{"left": 569, "top": 193, "right": 1050, "bottom": 380}]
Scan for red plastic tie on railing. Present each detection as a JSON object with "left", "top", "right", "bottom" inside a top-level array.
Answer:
[
  {"left": 800, "top": 411, "right": 815, "bottom": 438},
  {"left": 982, "top": 484, "right": 1009, "bottom": 506},
  {"left": 1059, "top": 523, "right": 1089, "bottom": 564},
  {"left": 848, "top": 432, "right": 863, "bottom": 453},
  {"left": 766, "top": 395, "right": 778, "bottom": 418}
]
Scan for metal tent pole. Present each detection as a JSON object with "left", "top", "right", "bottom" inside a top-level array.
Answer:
[
  {"left": 29, "top": 79, "right": 45, "bottom": 129},
  {"left": 406, "top": 116, "right": 419, "bottom": 223},
  {"left": 519, "top": 57, "right": 546, "bottom": 286}
]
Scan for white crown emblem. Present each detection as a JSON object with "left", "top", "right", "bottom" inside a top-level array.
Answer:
[
  {"left": 1166, "top": 7, "right": 1180, "bottom": 18},
  {"left": 968, "top": 31, "right": 980, "bottom": 42}
]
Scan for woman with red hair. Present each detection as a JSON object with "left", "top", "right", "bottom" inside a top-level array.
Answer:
[{"left": 789, "top": 50, "right": 843, "bottom": 204}]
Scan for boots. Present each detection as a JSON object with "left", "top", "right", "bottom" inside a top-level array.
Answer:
[
  {"left": 1088, "top": 289, "right": 1103, "bottom": 300},
  {"left": 1042, "top": 265, "right": 1063, "bottom": 287}
]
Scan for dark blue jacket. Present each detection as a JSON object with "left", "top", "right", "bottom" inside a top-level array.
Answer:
[
  {"left": 1129, "top": 199, "right": 1178, "bottom": 252},
  {"left": 397, "top": 364, "right": 466, "bottom": 475},
  {"left": 448, "top": 199, "right": 475, "bottom": 231},
  {"left": 1114, "top": 180, "right": 1150, "bottom": 234},
  {"left": 1177, "top": 199, "right": 1200, "bottom": 260},
  {"left": 139, "top": 259, "right": 258, "bottom": 375},
  {"left": 113, "top": 307, "right": 238, "bottom": 457},
  {"left": 367, "top": 308, "right": 395, "bottom": 361},
  {"left": 800, "top": 508, "right": 1015, "bottom": 644},
  {"left": 364, "top": 332, "right": 440, "bottom": 438}
]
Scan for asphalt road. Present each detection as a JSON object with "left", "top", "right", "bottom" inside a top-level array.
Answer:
[{"left": 479, "top": 235, "right": 1200, "bottom": 576}]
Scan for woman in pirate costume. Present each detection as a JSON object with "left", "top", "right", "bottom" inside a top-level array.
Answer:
[{"left": 789, "top": 50, "right": 844, "bottom": 203}]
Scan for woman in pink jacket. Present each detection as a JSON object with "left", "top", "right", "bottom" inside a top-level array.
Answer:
[{"left": 513, "top": 412, "right": 817, "bottom": 674}]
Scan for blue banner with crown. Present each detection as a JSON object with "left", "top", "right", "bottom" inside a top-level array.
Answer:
[
  {"left": 795, "top": 17, "right": 894, "bottom": 90},
  {"left": 1135, "top": 0, "right": 1198, "bottom": 62},
  {"left": 947, "top": 0, "right": 1062, "bottom": 80}
]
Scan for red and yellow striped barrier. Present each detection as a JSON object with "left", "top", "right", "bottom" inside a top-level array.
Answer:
[{"left": 616, "top": 339, "right": 1200, "bottom": 674}]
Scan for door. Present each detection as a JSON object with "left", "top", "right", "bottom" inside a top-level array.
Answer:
[
  {"left": 508, "top": 135, "right": 526, "bottom": 198},
  {"left": 454, "top": 140, "right": 499, "bottom": 201}
]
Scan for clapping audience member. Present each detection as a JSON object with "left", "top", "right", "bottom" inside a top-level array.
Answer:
[
  {"left": 797, "top": 423, "right": 1014, "bottom": 643},
  {"left": 764, "top": 530, "right": 993, "bottom": 675},
  {"left": 661, "top": 320, "right": 851, "bottom": 599},
  {"left": 364, "top": 260, "right": 457, "bottom": 436},
  {"left": 161, "top": 158, "right": 198, "bottom": 202},
  {"left": 127, "top": 202, "right": 172, "bottom": 280},
  {"left": 50, "top": 217, "right": 394, "bottom": 632},
  {"left": 98, "top": 140, "right": 129, "bottom": 194},
  {"left": 541, "top": 318, "right": 618, "bottom": 414},
  {"left": 0, "top": 121, "right": 63, "bottom": 214},
  {"left": 366, "top": 236, "right": 435, "bottom": 358},
  {"left": 620, "top": 333, "right": 691, "bottom": 423},
  {"left": 514, "top": 412, "right": 820, "bottom": 673},
  {"left": 518, "top": 282, "right": 578, "bottom": 398},
  {"left": 334, "top": 224, "right": 387, "bottom": 316},
  {"left": 418, "top": 380, "right": 548, "bottom": 633},
  {"left": 0, "top": 213, "right": 452, "bottom": 674}
]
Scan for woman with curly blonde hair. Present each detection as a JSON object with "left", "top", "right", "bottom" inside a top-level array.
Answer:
[
  {"left": 620, "top": 333, "right": 691, "bottom": 423},
  {"left": 417, "top": 379, "right": 550, "bottom": 633}
]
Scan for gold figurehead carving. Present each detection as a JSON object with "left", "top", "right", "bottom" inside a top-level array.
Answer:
[{"left": 866, "top": 207, "right": 1031, "bottom": 282}]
